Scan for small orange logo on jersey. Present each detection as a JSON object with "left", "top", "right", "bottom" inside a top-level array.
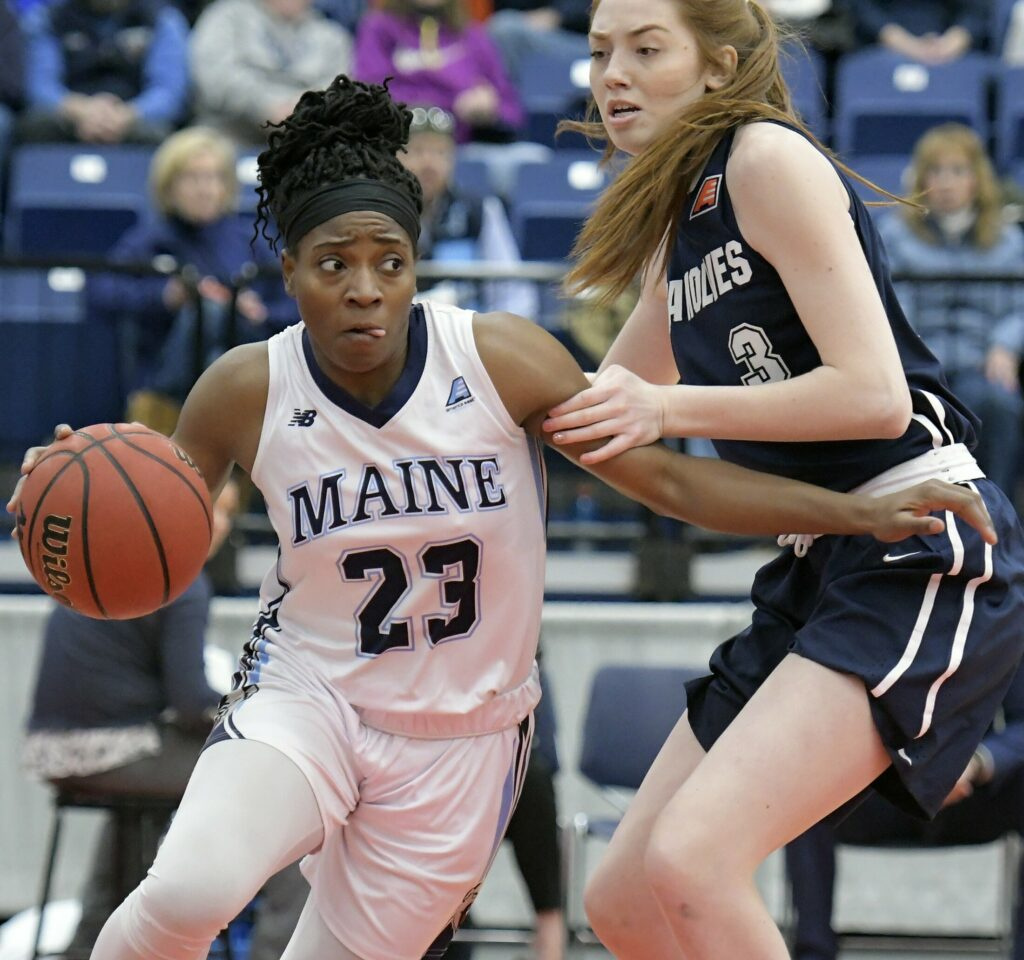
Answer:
[{"left": 690, "top": 175, "right": 722, "bottom": 219}]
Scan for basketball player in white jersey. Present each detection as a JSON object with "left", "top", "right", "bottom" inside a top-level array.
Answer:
[{"left": 8, "top": 75, "right": 998, "bottom": 960}]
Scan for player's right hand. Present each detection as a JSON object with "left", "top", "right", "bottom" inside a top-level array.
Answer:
[{"left": 6, "top": 424, "right": 74, "bottom": 531}]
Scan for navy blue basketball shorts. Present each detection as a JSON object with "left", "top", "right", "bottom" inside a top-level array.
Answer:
[{"left": 685, "top": 479, "right": 1024, "bottom": 819}]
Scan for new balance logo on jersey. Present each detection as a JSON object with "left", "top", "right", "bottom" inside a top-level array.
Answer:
[
  {"left": 289, "top": 409, "right": 318, "bottom": 427},
  {"left": 445, "top": 376, "right": 474, "bottom": 410},
  {"left": 667, "top": 240, "right": 753, "bottom": 323},
  {"left": 690, "top": 175, "right": 722, "bottom": 219}
]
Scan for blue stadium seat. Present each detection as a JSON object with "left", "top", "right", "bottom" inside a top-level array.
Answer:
[
  {"left": 4, "top": 144, "right": 154, "bottom": 257},
  {"left": 452, "top": 155, "right": 493, "bottom": 199},
  {"left": 781, "top": 42, "right": 829, "bottom": 143},
  {"left": 992, "top": 0, "right": 1019, "bottom": 55},
  {"left": 235, "top": 150, "right": 261, "bottom": 216},
  {"left": 0, "top": 267, "right": 87, "bottom": 323},
  {"left": 1010, "top": 158, "right": 1024, "bottom": 191},
  {"left": 996, "top": 65, "right": 1024, "bottom": 170},
  {"left": 510, "top": 152, "right": 611, "bottom": 261},
  {"left": 845, "top": 154, "right": 913, "bottom": 205},
  {"left": 518, "top": 48, "right": 593, "bottom": 150},
  {"left": 833, "top": 49, "right": 994, "bottom": 156},
  {"left": 0, "top": 319, "right": 123, "bottom": 460}
]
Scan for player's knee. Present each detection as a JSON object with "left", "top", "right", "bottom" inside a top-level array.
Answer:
[
  {"left": 583, "top": 857, "right": 632, "bottom": 942},
  {"left": 135, "top": 868, "right": 254, "bottom": 940},
  {"left": 643, "top": 815, "right": 718, "bottom": 911}
]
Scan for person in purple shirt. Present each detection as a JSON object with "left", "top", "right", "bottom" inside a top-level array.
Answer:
[
  {"left": 17, "top": 0, "right": 189, "bottom": 144},
  {"left": 355, "top": 0, "right": 523, "bottom": 143}
]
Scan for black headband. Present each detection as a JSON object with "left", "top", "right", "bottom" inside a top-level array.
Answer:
[{"left": 278, "top": 180, "right": 421, "bottom": 251}]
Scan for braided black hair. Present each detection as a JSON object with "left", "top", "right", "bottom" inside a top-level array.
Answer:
[{"left": 255, "top": 75, "right": 424, "bottom": 251}]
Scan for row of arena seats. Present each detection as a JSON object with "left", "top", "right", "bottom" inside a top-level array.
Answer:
[
  {"left": 1, "top": 140, "right": 1022, "bottom": 271},
  {"left": 0, "top": 142, "right": 616, "bottom": 263},
  {"left": 520, "top": 43, "right": 1024, "bottom": 169}
]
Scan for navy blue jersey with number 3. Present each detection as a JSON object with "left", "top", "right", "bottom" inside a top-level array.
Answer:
[{"left": 666, "top": 122, "right": 979, "bottom": 491}]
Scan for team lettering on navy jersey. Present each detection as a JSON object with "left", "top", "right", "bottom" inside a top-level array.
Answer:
[
  {"left": 666, "top": 122, "right": 979, "bottom": 491},
  {"left": 668, "top": 240, "right": 753, "bottom": 323}
]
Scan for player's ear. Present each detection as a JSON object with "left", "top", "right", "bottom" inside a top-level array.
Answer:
[
  {"left": 705, "top": 45, "right": 737, "bottom": 91},
  {"left": 281, "top": 249, "right": 296, "bottom": 297}
]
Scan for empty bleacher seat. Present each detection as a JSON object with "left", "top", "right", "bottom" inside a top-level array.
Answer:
[
  {"left": 993, "top": 0, "right": 1019, "bottom": 57},
  {"left": 0, "top": 319, "right": 123, "bottom": 460},
  {"left": 518, "top": 49, "right": 593, "bottom": 150},
  {"left": 781, "top": 42, "right": 829, "bottom": 143},
  {"left": 510, "top": 151, "right": 610, "bottom": 261},
  {"left": 833, "top": 49, "right": 994, "bottom": 157},
  {"left": 4, "top": 144, "right": 154, "bottom": 258},
  {"left": 845, "top": 154, "right": 912, "bottom": 205},
  {"left": 996, "top": 65, "right": 1024, "bottom": 170},
  {"left": 452, "top": 154, "right": 494, "bottom": 199}
]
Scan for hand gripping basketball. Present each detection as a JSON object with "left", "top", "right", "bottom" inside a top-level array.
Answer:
[{"left": 12, "top": 423, "right": 213, "bottom": 619}]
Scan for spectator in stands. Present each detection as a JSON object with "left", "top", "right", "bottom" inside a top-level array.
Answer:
[
  {"left": 485, "top": 0, "right": 589, "bottom": 91},
  {"left": 0, "top": 0, "right": 25, "bottom": 212},
  {"left": 189, "top": 0, "right": 353, "bottom": 147},
  {"left": 399, "top": 104, "right": 537, "bottom": 318},
  {"left": 88, "top": 126, "right": 298, "bottom": 436},
  {"left": 845, "top": 0, "right": 990, "bottom": 63},
  {"left": 760, "top": 1, "right": 854, "bottom": 58},
  {"left": 785, "top": 657, "right": 1024, "bottom": 960},
  {"left": 877, "top": 123, "right": 1024, "bottom": 500},
  {"left": 355, "top": 0, "right": 523, "bottom": 143},
  {"left": 16, "top": 0, "right": 189, "bottom": 145}
]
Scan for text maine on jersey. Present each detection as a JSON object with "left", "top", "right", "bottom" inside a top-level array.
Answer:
[{"left": 289, "top": 455, "right": 507, "bottom": 545}]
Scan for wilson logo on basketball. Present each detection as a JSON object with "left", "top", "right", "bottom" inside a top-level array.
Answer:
[
  {"left": 40, "top": 514, "right": 73, "bottom": 600},
  {"left": 690, "top": 175, "right": 722, "bottom": 219},
  {"left": 172, "top": 444, "right": 201, "bottom": 473}
]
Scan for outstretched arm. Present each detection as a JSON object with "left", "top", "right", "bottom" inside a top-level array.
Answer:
[{"left": 475, "top": 311, "right": 995, "bottom": 544}]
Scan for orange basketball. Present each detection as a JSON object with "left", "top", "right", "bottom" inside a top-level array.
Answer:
[{"left": 16, "top": 423, "right": 213, "bottom": 619}]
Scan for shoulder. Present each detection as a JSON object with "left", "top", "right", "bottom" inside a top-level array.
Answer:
[
  {"left": 728, "top": 122, "right": 843, "bottom": 198},
  {"left": 473, "top": 310, "right": 588, "bottom": 431},
  {"left": 198, "top": 340, "right": 270, "bottom": 408},
  {"left": 727, "top": 121, "right": 849, "bottom": 245}
]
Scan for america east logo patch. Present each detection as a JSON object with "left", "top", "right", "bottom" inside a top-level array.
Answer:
[{"left": 690, "top": 175, "right": 722, "bottom": 219}]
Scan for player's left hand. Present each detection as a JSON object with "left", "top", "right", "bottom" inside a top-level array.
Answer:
[
  {"left": 543, "top": 364, "right": 665, "bottom": 464},
  {"left": 866, "top": 479, "right": 996, "bottom": 545}
]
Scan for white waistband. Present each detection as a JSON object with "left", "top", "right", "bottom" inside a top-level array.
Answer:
[
  {"left": 778, "top": 443, "right": 985, "bottom": 556},
  {"left": 354, "top": 665, "right": 541, "bottom": 739},
  {"left": 851, "top": 442, "right": 984, "bottom": 498}
]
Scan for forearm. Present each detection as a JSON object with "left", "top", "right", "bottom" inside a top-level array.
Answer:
[
  {"left": 660, "top": 368, "right": 910, "bottom": 442},
  {"left": 594, "top": 444, "right": 875, "bottom": 536}
]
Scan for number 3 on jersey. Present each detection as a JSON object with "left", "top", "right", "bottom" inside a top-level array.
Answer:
[
  {"left": 728, "top": 323, "right": 791, "bottom": 385},
  {"left": 341, "top": 536, "right": 481, "bottom": 656}
]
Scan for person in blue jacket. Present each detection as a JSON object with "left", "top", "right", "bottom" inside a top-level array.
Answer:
[
  {"left": 786, "top": 657, "right": 1024, "bottom": 960},
  {"left": 16, "top": 0, "right": 190, "bottom": 144},
  {"left": 88, "top": 125, "right": 299, "bottom": 433}
]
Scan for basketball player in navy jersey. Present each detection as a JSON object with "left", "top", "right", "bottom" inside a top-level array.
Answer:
[
  {"left": 541, "top": 1, "right": 1024, "bottom": 958},
  {"left": 6, "top": 75, "right": 1005, "bottom": 960}
]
